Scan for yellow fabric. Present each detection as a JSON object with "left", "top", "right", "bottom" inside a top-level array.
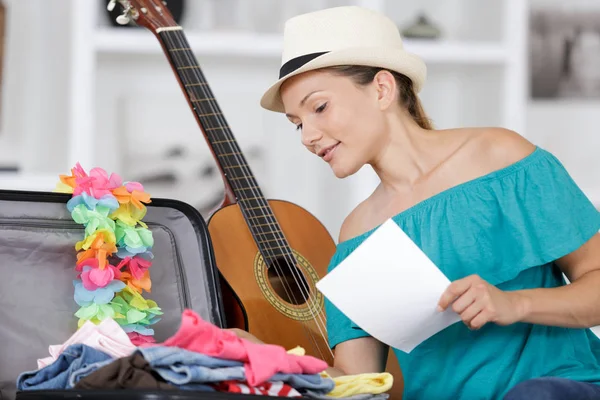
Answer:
[
  {"left": 286, "top": 346, "right": 306, "bottom": 356},
  {"left": 320, "top": 371, "right": 393, "bottom": 398},
  {"left": 286, "top": 347, "right": 393, "bottom": 397}
]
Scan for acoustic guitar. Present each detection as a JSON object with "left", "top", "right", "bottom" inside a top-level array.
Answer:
[{"left": 109, "top": 1, "right": 404, "bottom": 397}]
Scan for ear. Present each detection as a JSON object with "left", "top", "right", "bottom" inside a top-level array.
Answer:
[{"left": 373, "top": 70, "right": 397, "bottom": 110}]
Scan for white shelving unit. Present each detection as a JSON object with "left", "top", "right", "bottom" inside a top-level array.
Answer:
[
  {"left": 0, "top": 0, "right": 531, "bottom": 236},
  {"left": 94, "top": 28, "right": 509, "bottom": 64}
]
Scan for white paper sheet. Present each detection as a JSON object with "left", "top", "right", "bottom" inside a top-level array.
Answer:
[{"left": 316, "top": 219, "right": 461, "bottom": 353}]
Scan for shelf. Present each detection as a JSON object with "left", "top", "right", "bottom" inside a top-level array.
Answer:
[
  {"left": 94, "top": 28, "right": 283, "bottom": 58},
  {"left": 94, "top": 28, "right": 509, "bottom": 65},
  {"left": 0, "top": 174, "right": 58, "bottom": 192}
]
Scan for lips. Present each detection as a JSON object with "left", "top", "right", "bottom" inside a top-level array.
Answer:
[{"left": 319, "top": 143, "right": 339, "bottom": 162}]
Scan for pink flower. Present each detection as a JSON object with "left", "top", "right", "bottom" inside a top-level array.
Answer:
[
  {"left": 117, "top": 256, "right": 152, "bottom": 281},
  {"left": 125, "top": 182, "right": 144, "bottom": 193},
  {"left": 80, "top": 264, "right": 121, "bottom": 291},
  {"left": 73, "top": 167, "right": 123, "bottom": 199}
]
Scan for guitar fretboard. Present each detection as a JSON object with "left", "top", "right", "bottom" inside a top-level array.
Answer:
[{"left": 158, "top": 29, "right": 293, "bottom": 264}]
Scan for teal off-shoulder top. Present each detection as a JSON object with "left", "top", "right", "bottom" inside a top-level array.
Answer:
[{"left": 325, "top": 147, "right": 600, "bottom": 399}]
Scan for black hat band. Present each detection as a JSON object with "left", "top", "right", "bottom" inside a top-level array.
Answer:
[{"left": 278, "top": 51, "right": 330, "bottom": 79}]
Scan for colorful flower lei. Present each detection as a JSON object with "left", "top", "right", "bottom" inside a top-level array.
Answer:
[{"left": 55, "top": 163, "right": 162, "bottom": 345}]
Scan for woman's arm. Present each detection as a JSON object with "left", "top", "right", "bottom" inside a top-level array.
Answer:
[
  {"left": 518, "top": 232, "right": 600, "bottom": 328},
  {"left": 437, "top": 233, "right": 600, "bottom": 330},
  {"left": 329, "top": 337, "right": 389, "bottom": 376}
]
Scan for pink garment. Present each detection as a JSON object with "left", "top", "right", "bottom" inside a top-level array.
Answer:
[
  {"left": 149, "top": 309, "right": 328, "bottom": 386},
  {"left": 37, "top": 318, "right": 136, "bottom": 369},
  {"left": 128, "top": 332, "right": 156, "bottom": 346}
]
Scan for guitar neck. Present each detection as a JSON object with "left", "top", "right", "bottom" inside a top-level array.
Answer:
[{"left": 155, "top": 28, "right": 291, "bottom": 262}]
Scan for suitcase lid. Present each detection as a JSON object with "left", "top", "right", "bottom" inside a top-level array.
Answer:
[{"left": 0, "top": 190, "right": 226, "bottom": 400}]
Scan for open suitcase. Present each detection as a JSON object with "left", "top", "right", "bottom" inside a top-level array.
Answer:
[{"left": 0, "top": 189, "right": 293, "bottom": 400}]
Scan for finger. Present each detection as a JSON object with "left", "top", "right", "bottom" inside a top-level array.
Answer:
[
  {"left": 460, "top": 300, "right": 484, "bottom": 327},
  {"left": 451, "top": 288, "right": 477, "bottom": 314},
  {"left": 438, "top": 276, "right": 476, "bottom": 311},
  {"left": 469, "top": 310, "right": 491, "bottom": 330}
]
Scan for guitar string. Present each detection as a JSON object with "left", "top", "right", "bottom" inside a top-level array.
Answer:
[
  {"left": 164, "top": 33, "right": 327, "bottom": 362},
  {"left": 167, "top": 29, "right": 333, "bottom": 361},
  {"left": 162, "top": 30, "right": 327, "bottom": 359},
  {"left": 162, "top": 30, "right": 333, "bottom": 361}
]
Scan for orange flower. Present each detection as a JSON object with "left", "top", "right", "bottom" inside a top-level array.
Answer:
[
  {"left": 111, "top": 187, "right": 151, "bottom": 210},
  {"left": 76, "top": 232, "right": 117, "bottom": 270},
  {"left": 120, "top": 270, "right": 152, "bottom": 293}
]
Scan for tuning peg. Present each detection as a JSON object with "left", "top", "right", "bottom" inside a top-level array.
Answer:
[
  {"left": 107, "top": 0, "right": 117, "bottom": 12},
  {"left": 116, "top": 13, "right": 130, "bottom": 25}
]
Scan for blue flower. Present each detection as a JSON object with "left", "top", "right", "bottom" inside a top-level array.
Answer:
[
  {"left": 121, "top": 323, "right": 155, "bottom": 335},
  {"left": 73, "top": 279, "right": 126, "bottom": 307},
  {"left": 67, "top": 192, "right": 120, "bottom": 213}
]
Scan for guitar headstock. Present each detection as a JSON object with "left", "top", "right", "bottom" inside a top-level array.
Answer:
[{"left": 107, "top": 0, "right": 178, "bottom": 31}]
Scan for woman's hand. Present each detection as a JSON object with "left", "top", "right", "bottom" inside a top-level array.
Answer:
[
  {"left": 437, "top": 274, "right": 527, "bottom": 330},
  {"left": 226, "top": 328, "right": 265, "bottom": 344}
]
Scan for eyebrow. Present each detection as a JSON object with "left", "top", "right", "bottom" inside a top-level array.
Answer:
[{"left": 285, "top": 90, "right": 321, "bottom": 119}]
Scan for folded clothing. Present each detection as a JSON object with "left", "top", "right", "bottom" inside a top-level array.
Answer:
[
  {"left": 214, "top": 380, "right": 302, "bottom": 397},
  {"left": 137, "top": 346, "right": 244, "bottom": 385},
  {"left": 18, "top": 344, "right": 112, "bottom": 390},
  {"left": 307, "top": 393, "right": 390, "bottom": 400},
  {"left": 147, "top": 309, "right": 329, "bottom": 386},
  {"left": 138, "top": 346, "right": 334, "bottom": 395},
  {"left": 321, "top": 372, "right": 393, "bottom": 398},
  {"left": 37, "top": 318, "right": 135, "bottom": 369},
  {"left": 73, "top": 353, "right": 177, "bottom": 391}
]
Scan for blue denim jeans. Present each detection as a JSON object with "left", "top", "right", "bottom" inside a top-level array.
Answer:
[
  {"left": 271, "top": 372, "right": 335, "bottom": 394},
  {"left": 68, "top": 358, "right": 115, "bottom": 388},
  {"left": 137, "top": 346, "right": 334, "bottom": 394},
  {"left": 17, "top": 344, "right": 112, "bottom": 390},
  {"left": 504, "top": 377, "right": 600, "bottom": 400},
  {"left": 137, "top": 346, "right": 244, "bottom": 385}
]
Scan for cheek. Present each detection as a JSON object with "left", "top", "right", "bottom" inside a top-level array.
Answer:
[{"left": 325, "top": 105, "right": 364, "bottom": 143}]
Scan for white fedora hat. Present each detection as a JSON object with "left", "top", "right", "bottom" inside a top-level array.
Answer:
[{"left": 260, "top": 6, "right": 427, "bottom": 113}]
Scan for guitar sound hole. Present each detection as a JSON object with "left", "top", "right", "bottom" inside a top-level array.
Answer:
[{"left": 267, "top": 257, "right": 310, "bottom": 306}]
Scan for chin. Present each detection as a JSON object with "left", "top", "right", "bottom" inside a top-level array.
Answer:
[{"left": 330, "top": 161, "right": 362, "bottom": 179}]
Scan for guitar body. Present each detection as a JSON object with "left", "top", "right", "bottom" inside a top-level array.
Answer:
[
  {"left": 208, "top": 199, "right": 405, "bottom": 398},
  {"left": 110, "top": 1, "right": 404, "bottom": 397},
  {"left": 208, "top": 199, "right": 335, "bottom": 359}
]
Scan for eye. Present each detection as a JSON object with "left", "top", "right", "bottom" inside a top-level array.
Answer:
[
  {"left": 295, "top": 123, "right": 303, "bottom": 131},
  {"left": 316, "top": 102, "right": 327, "bottom": 113}
]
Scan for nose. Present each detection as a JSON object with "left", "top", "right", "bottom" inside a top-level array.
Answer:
[{"left": 300, "top": 124, "right": 322, "bottom": 148}]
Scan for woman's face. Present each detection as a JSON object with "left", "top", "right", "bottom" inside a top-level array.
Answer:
[{"left": 280, "top": 69, "right": 392, "bottom": 178}]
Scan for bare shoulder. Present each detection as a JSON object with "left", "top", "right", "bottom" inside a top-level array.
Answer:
[
  {"left": 338, "top": 193, "right": 378, "bottom": 243},
  {"left": 476, "top": 127, "right": 536, "bottom": 163},
  {"left": 459, "top": 127, "right": 537, "bottom": 176}
]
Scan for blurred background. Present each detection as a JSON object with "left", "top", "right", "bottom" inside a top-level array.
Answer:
[{"left": 0, "top": 0, "right": 598, "bottom": 240}]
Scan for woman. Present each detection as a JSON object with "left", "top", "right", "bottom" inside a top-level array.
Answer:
[{"left": 232, "top": 6, "right": 600, "bottom": 399}]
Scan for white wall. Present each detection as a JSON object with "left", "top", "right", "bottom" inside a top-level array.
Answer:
[
  {"left": 2, "top": 0, "right": 595, "bottom": 239},
  {"left": 0, "top": 0, "right": 70, "bottom": 172},
  {"left": 527, "top": 0, "right": 600, "bottom": 204}
]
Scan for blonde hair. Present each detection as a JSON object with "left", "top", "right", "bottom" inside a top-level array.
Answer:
[{"left": 325, "top": 65, "right": 433, "bottom": 130}]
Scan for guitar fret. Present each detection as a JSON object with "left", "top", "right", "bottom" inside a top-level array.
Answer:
[
  {"left": 244, "top": 205, "right": 269, "bottom": 211},
  {"left": 254, "top": 222, "right": 279, "bottom": 228},
  {"left": 159, "top": 29, "right": 295, "bottom": 262},
  {"left": 211, "top": 137, "right": 234, "bottom": 142}
]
